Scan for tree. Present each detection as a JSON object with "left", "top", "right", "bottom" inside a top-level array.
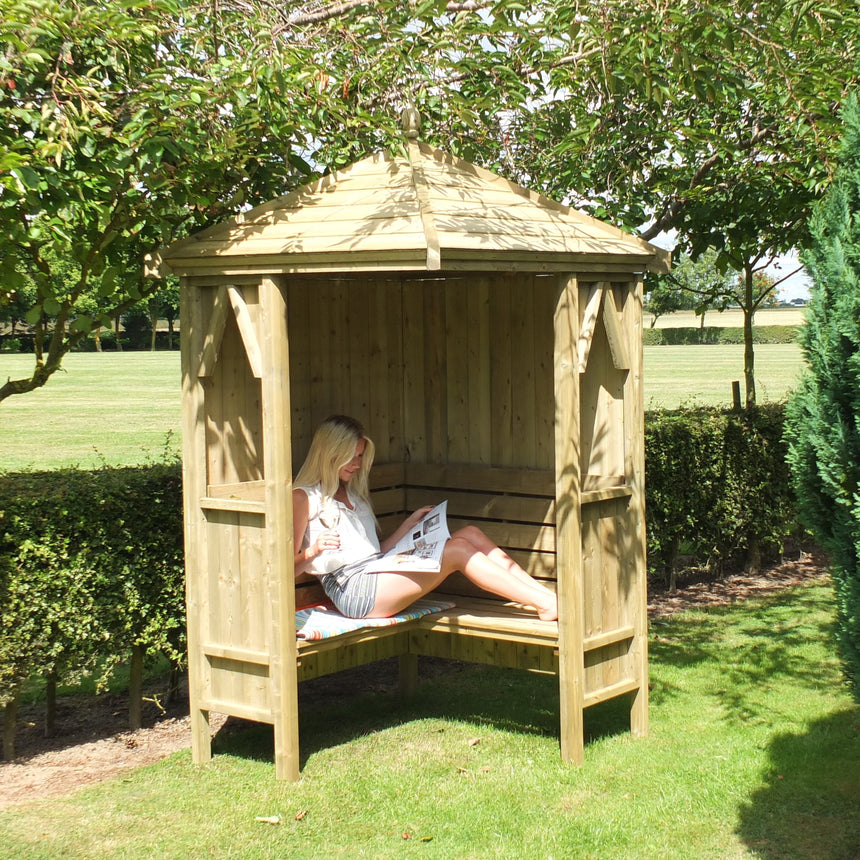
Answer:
[
  {"left": 648, "top": 249, "right": 735, "bottom": 329},
  {"left": 644, "top": 278, "right": 693, "bottom": 328},
  {"left": 0, "top": 0, "right": 395, "bottom": 401},
  {"left": 506, "top": 0, "right": 859, "bottom": 404},
  {"left": 3, "top": 0, "right": 858, "bottom": 404},
  {"left": 146, "top": 280, "right": 180, "bottom": 351},
  {"left": 0, "top": 0, "right": 560, "bottom": 400},
  {"left": 677, "top": 252, "right": 781, "bottom": 406},
  {"left": 785, "top": 92, "right": 860, "bottom": 700}
]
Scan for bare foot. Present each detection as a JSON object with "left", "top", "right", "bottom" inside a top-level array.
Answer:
[{"left": 536, "top": 594, "right": 558, "bottom": 622}]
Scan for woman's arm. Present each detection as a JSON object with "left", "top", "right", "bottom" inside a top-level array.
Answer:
[
  {"left": 292, "top": 488, "right": 339, "bottom": 578},
  {"left": 379, "top": 506, "right": 434, "bottom": 554}
]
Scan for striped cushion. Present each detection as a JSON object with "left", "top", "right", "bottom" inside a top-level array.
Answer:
[{"left": 295, "top": 597, "right": 456, "bottom": 641}]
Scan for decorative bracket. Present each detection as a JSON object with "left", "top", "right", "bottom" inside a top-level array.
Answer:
[
  {"left": 577, "top": 282, "right": 629, "bottom": 373},
  {"left": 198, "top": 284, "right": 263, "bottom": 379}
]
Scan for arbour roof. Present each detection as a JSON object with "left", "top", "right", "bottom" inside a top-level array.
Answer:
[{"left": 161, "top": 141, "right": 669, "bottom": 277}]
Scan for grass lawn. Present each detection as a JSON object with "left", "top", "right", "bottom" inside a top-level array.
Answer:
[
  {"left": 1, "top": 577, "right": 858, "bottom": 859},
  {"left": 645, "top": 307, "right": 807, "bottom": 329},
  {"left": 644, "top": 343, "right": 805, "bottom": 410},
  {"left": 1, "top": 344, "right": 806, "bottom": 471},
  {"left": 0, "top": 352, "right": 182, "bottom": 471}
]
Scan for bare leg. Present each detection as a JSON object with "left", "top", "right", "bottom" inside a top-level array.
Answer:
[
  {"left": 366, "top": 568, "right": 448, "bottom": 618},
  {"left": 455, "top": 526, "right": 550, "bottom": 592},
  {"left": 368, "top": 528, "right": 558, "bottom": 621},
  {"left": 442, "top": 533, "right": 558, "bottom": 620}
]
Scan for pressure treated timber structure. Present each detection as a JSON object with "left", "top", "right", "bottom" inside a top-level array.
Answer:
[{"left": 162, "top": 136, "right": 670, "bottom": 780}]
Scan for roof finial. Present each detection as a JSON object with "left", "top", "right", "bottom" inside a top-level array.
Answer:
[{"left": 400, "top": 104, "right": 421, "bottom": 140}]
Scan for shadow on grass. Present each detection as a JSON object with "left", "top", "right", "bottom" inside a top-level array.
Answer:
[
  {"left": 736, "top": 708, "right": 860, "bottom": 859},
  {"left": 649, "top": 585, "right": 838, "bottom": 725},
  {"left": 212, "top": 582, "right": 840, "bottom": 774},
  {"left": 211, "top": 658, "right": 635, "bottom": 768}
]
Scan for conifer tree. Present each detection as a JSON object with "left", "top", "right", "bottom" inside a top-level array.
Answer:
[{"left": 786, "top": 93, "right": 860, "bottom": 699}]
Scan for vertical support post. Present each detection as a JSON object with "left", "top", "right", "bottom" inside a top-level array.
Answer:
[
  {"left": 627, "top": 277, "right": 649, "bottom": 738},
  {"left": 554, "top": 273, "right": 586, "bottom": 765},
  {"left": 258, "top": 276, "right": 300, "bottom": 781},
  {"left": 179, "top": 277, "right": 212, "bottom": 764}
]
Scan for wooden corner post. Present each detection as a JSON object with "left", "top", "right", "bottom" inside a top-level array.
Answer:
[
  {"left": 179, "top": 277, "right": 213, "bottom": 765},
  {"left": 258, "top": 276, "right": 300, "bottom": 781},
  {"left": 554, "top": 273, "right": 586, "bottom": 765},
  {"left": 627, "top": 277, "right": 649, "bottom": 739}
]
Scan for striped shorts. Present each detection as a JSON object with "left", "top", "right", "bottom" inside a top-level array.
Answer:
[{"left": 319, "top": 553, "right": 383, "bottom": 618}]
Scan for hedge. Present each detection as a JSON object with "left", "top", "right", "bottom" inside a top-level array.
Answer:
[
  {"left": 0, "top": 463, "right": 185, "bottom": 757},
  {"left": 644, "top": 403, "right": 800, "bottom": 588},
  {"left": 643, "top": 325, "right": 799, "bottom": 346},
  {"left": 0, "top": 405, "right": 802, "bottom": 756}
]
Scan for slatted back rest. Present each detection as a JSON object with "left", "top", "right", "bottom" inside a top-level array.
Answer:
[{"left": 369, "top": 462, "right": 557, "bottom": 600}]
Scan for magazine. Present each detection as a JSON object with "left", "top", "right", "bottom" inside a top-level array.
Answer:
[{"left": 364, "top": 501, "right": 450, "bottom": 573}]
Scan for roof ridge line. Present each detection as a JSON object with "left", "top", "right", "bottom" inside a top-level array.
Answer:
[{"left": 406, "top": 140, "right": 441, "bottom": 271}]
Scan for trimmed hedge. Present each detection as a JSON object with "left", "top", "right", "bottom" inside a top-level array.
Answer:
[
  {"left": 645, "top": 403, "right": 800, "bottom": 588},
  {"left": 643, "top": 325, "right": 799, "bottom": 346},
  {"left": 0, "top": 406, "right": 802, "bottom": 753},
  {"left": 0, "top": 463, "right": 185, "bottom": 754}
]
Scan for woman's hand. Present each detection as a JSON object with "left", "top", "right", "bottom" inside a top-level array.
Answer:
[
  {"left": 314, "top": 529, "right": 341, "bottom": 555},
  {"left": 380, "top": 505, "right": 436, "bottom": 554},
  {"left": 404, "top": 506, "right": 434, "bottom": 529}
]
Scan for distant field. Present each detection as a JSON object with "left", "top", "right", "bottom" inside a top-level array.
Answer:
[
  {"left": 0, "top": 343, "right": 807, "bottom": 470},
  {"left": 645, "top": 307, "right": 807, "bottom": 328},
  {"left": 643, "top": 343, "right": 804, "bottom": 409},
  {"left": 1, "top": 353, "right": 182, "bottom": 471}
]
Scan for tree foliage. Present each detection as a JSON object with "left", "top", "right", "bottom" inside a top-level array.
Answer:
[
  {"left": 647, "top": 250, "right": 734, "bottom": 327},
  {"left": 1, "top": 0, "right": 858, "bottom": 402},
  {"left": 786, "top": 92, "right": 860, "bottom": 700},
  {"left": 506, "top": 0, "right": 858, "bottom": 404}
]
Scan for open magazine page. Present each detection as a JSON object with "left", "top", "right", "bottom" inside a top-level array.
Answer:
[{"left": 364, "top": 501, "right": 450, "bottom": 573}]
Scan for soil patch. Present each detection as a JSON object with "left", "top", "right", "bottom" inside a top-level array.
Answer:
[{"left": 0, "top": 552, "right": 829, "bottom": 808}]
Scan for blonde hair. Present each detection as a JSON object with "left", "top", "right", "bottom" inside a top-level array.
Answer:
[{"left": 294, "top": 415, "right": 376, "bottom": 510}]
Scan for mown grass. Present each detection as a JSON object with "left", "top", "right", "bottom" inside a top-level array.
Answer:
[
  {"left": 0, "top": 352, "right": 182, "bottom": 471},
  {"left": 1, "top": 343, "right": 806, "bottom": 470},
  {"left": 643, "top": 343, "right": 804, "bottom": 410},
  {"left": 1, "top": 578, "right": 858, "bottom": 859}
]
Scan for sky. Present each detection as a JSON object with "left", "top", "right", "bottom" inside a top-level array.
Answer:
[
  {"left": 650, "top": 230, "right": 811, "bottom": 302},
  {"left": 766, "top": 254, "right": 811, "bottom": 301}
]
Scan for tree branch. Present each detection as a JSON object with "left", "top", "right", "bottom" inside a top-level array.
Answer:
[
  {"left": 275, "top": 0, "right": 371, "bottom": 31},
  {"left": 639, "top": 126, "right": 774, "bottom": 242}
]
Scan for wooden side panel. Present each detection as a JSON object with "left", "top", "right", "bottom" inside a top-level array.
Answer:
[
  {"left": 401, "top": 273, "right": 556, "bottom": 472},
  {"left": 577, "top": 279, "right": 648, "bottom": 733},
  {"left": 580, "top": 498, "right": 633, "bottom": 698},
  {"left": 203, "top": 511, "right": 268, "bottom": 654}
]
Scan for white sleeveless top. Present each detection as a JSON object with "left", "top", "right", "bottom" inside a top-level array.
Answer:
[{"left": 297, "top": 483, "right": 380, "bottom": 574}]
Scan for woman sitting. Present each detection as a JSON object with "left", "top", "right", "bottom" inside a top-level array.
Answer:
[{"left": 292, "top": 415, "right": 558, "bottom": 621}]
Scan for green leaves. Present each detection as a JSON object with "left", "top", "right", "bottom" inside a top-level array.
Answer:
[
  {"left": 646, "top": 404, "right": 798, "bottom": 581},
  {"left": 3, "top": 0, "right": 858, "bottom": 401},
  {"left": 0, "top": 462, "right": 187, "bottom": 710},
  {"left": 786, "top": 92, "right": 860, "bottom": 699}
]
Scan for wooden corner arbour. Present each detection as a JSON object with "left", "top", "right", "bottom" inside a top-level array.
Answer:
[{"left": 160, "top": 134, "right": 669, "bottom": 780}]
